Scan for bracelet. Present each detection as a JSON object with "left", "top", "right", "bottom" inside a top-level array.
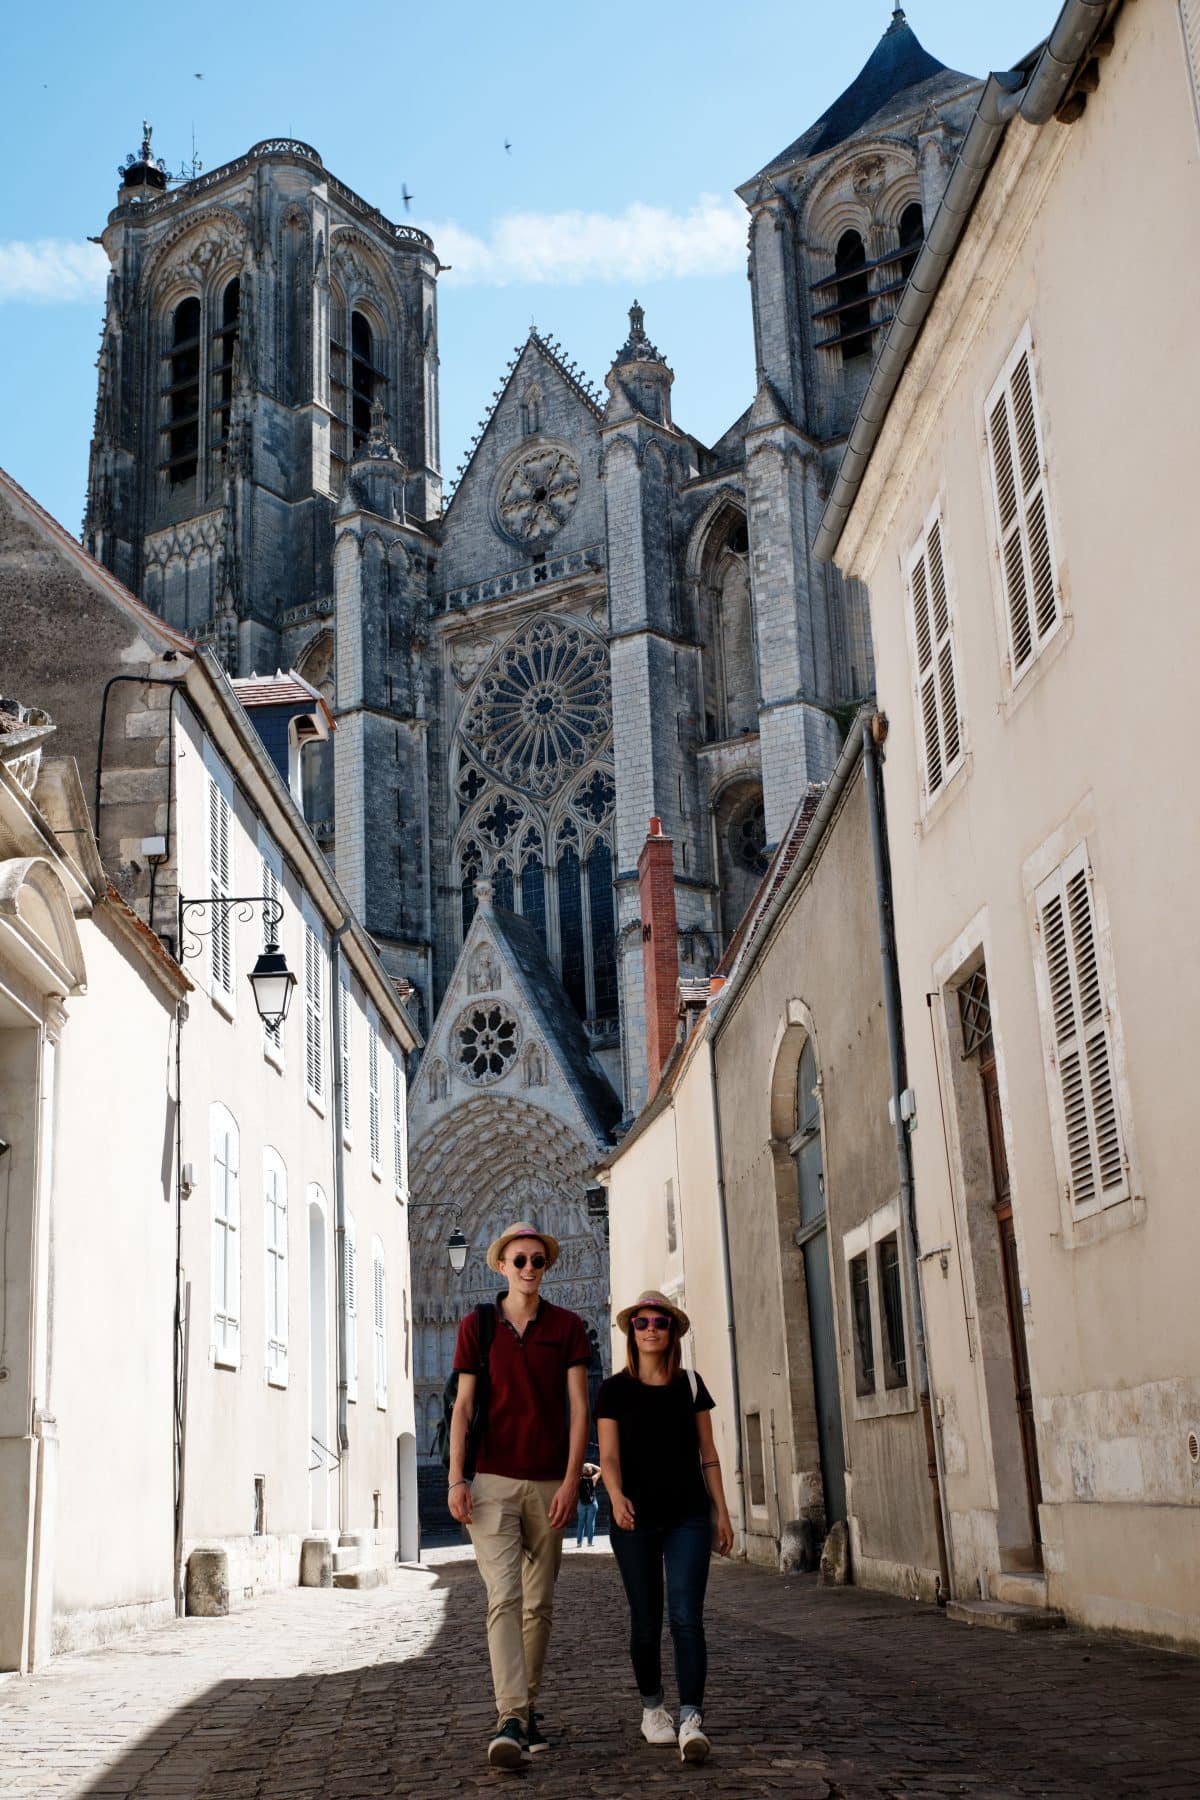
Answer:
[
  {"left": 448, "top": 1480, "right": 469, "bottom": 1492},
  {"left": 701, "top": 1460, "right": 720, "bottom": 1469}
]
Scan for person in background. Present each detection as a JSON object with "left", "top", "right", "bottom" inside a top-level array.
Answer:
[
  {"left": 447, "top": 1222, "right": 591, "bottom": 1770},
  {"left": 575, "top": 1461, "right": 601, "bottom": 1546},
  {"left": 597, "top": 1290, "right": 734, "bottom": 1765}
]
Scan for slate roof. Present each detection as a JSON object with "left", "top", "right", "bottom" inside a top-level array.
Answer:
[
  {"left": 230, "top": 669, "right": 335, "bottom": 731},
  {"left": 488, "top": 903, "right": 622, "bottom": 1143},
  {"left": 748, "top": 11, "right": 974, "bottom": 183}
]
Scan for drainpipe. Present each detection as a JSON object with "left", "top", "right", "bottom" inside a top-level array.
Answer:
[
  {"left": 707, "top": 1044, "right": 747, "bottom": 1528},
  {"left": 330, "top": 921, "right": 353, "bottom": 1533},
  {"left": 861, "top": 716, "right": 954, "bottom": 1601}
]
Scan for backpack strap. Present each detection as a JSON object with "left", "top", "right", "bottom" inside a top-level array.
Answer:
[{"left": 476, "top": 1300, "right": 497, "bottom": 1366}]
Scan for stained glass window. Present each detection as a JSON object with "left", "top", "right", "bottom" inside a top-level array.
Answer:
[
  {"left": 521, "top": 854, "right": 546, "bottom": 945},
  {"left": 461, "top": 617, "right": 610, "bottom": 798},
  {"left": 558, "top": 845, "right": 586, "bottom": 1015},
  {"left": 588, "top": 842, "right": 618, "bottom": 1021}
]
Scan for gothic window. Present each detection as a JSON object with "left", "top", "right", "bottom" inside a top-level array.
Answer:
[
  {"left": 897, "top": 202, "right": 924, "bottom": 284},
  {"left": 351, "top": 311, "right": 376, "bottom": 453},
  {"left": 330, "top": 287, "right": 349, "bottom": 475},
  {"left": 477, "top": 792, "right": 523, "bottom": 848},
  {"left": 165, "top": 296, "right": 201, "bottom": 487},
  {"left": 455, "top": 1003, "right": 520, "bottom": 1084},
  {"left": 587, "top": 840, "right": 618, "bottom": 1022},
  {"left": 210, "top": 277, "right": 239, "bottom": 469},
  {"left": 714, "top": 781, "right": 767, "bottom": 948},
  {"left": 697, "top": 505, "right": 754, "bottom": 742},
  {"left": 493, "top": 858, "right": 515, "bottom": 911},
  {"left": 834, "top": 230, "right": 873, "bottom": 364},
  {"left": 461, "top": 617, "right": 610, "bottom": 798},
  {"left": 460, "top": 839, "right": 483, "bottom": 935},
  {"left": 520, "top": 842, "right": 547, "bottom": 945},
  {"left": 520, "top": 387, "right": 542, "bottom": 435},
  {"left": 557, "top": 838, "right": 586, "bottom": 1015},
  {"left": 573, "top": 768, "right": 616, "bottom": 825}
]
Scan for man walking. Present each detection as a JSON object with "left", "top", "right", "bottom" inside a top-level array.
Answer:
[{"left": 448, "top": 1221, "right": 591, "bottom": 1769}]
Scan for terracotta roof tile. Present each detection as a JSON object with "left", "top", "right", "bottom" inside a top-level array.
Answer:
[{"left": 231, "top": 670, "right": 336, "bottom": 731}]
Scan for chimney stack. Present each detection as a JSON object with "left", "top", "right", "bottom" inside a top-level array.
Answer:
[{"left": 638, "top": 815, "right": 680, "bottom": 1098}]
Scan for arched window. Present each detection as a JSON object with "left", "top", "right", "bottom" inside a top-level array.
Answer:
[
  {"left": 520, "top": 847, "right": 546, "bottom": 944},
  {"left": 351, "top": 311, "right": 376, "bottom": 453},
  {"left": 345, "top": 1211, "right": 358, "bottom": 1402},
  {"left": 210, "top": 1102, "right": 240, "bottom": 1367},
  {"left": 493, "top": 858, "right": 514, "bottom": 911},
  {"left": 557, "top": 839, "right": 586, "bottom": 1015},
  {"left": 587, "top": 841, "right": 618, "bottom": 1021},
  {"left": 166, "top": 297, "right": 201, "bottom": 487},
  {"left": 210, "top": 277, "right": 239, "bottom": 467},
  {"left": 897, "top": 203, "right": 924, "bottom": 284},
  {"left": 697, "top": 507, "right": 754, "bottom": 742},
  {"left": 263, "top": 1147, "right": 288, "bottom": 1388},
  {"left": 834, "top": 230, "right": 873, "bottom": 364},
  {"left": 714, "top": 781, "right": 767, "bottom": 947}
]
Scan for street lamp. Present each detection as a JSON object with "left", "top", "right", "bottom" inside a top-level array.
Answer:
[
  {"left": 410, "top": 1198, "right": 471, "bottom": 1275},
  {"left": 178, "top": 895, "right": 296, "bottom": 1027},
  {"left": 448, "top": 1228, "right": 469, "bottom": 1275}
]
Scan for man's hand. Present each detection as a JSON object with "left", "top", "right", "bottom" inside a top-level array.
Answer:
[
  {"left": 715, "top": 1508, "right": 734, "bottom": 1556},
  {"left": 610, "top": 1490, "right": 635, "bottom": 1531},
  {"left": 448, "top": 1481, "right": 473, "bottom": 1526},
  {"left": 547, "top": 1478, "right": 575, "bottom": 1530}
]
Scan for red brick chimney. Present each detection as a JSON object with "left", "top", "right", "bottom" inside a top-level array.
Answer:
[{"left": 638, "top": 815, "right": 679, "bottom": 1098}]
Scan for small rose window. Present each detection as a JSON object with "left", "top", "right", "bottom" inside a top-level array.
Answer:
[{"left": 456, "top": 1004, "right": 520, "bottom": 1084}]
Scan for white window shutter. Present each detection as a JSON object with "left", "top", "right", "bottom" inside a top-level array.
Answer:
[
  {"left": 261, "top": 856, "right": 283, "bottom": 1056},
  {"left": 906, "top": 507, "right": 962, "bottom": 801},
  {"left": 345, "top": 1215, "right": 358, "bottom": 1401},
  {"left": 264, "top": 1154, "right": 288, "bottom": 1385},
  {"left": 373, "top": 1247, "right": 387, "bottom": 1408},
  {"left": 210, "top": 1106, "right": 240, "bottom": 1365},
  {"left": 1036, "top": 845, "right": 1129, "bottom": 1212},
  {"left": 985, "top": 331, "right": 1060, "bottom": 680},
  {"left": 207, "top": 777, "right": 234, "bottom": 996},
  {"left": 392, "top": 1053, "right": 408, "bottom": 1197},
  {"left": 304, "top": 925, "right": 324, "bottom": 1101},
  {"left": 368, "top": 1027, "right": 381, "bottom": 1168},
  {"left": 340, "top": 987, "right": 352, "bottom": 1137}
]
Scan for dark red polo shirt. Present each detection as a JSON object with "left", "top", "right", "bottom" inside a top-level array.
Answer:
[{"left": 454, "top": 1297, "right": 591, "bottom": 1481}]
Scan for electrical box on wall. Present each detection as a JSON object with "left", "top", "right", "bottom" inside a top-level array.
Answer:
[{"left": 887, "top": 1087, "right": 917, "bottom": 1129}]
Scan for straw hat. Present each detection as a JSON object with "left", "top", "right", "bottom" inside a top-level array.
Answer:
[
  {"left": 615, "top": 1289, "right": 691, "bottom": 1337},
  {"left": 486, "top": 1220, "right": 561, "bottom": 1273}
]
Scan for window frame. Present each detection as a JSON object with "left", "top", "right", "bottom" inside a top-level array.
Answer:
[
  {"left": 203, "top": 740, "right": 236, "bottom": 1014},
  {"left": 841, "top": 1197, "right": 916, "bottom": 1419},
  {"left": 983, "top": 322, "right": 1063, "bottom": 690},
  {"left": 904, "top": 499, "right": 965, "bottom": 811},
  {"left": 392, "top": 1048, "right": 408, "bottom": 1200},
  {"left": 340, "top": 978, "right": 353, "bottom": 1147},
  {"left": 263, "top": 1147, "right": 289, "bottom": 1388},
  {"left": 210, "top": 1102, "right": 240, "bottom": 1370},
  {"left": 303, "top": 903, "right": 326, "bottom": 1112},
  {"left": 367, "top": 1013, "right": 382, "bottom": 1175},
  {"left": 345, "top": 1210, "right": 358, "bottom": 1404},
  {"left": 372, "top": 1238, "right": 388, "bottom": 1410}
]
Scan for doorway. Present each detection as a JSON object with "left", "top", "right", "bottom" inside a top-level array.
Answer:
[
  {"left": 958, "top": 968, "right": 1042, "bottom": 1568},
  {"left": 790, "top": 1037, "right": 847, "bottom": 1528}
]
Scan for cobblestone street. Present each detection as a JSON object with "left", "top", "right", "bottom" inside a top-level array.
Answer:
[{"left": 1, "top": 1544, "right": 1198, "bottom": 1799}]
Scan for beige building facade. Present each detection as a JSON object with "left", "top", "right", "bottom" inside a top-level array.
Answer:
[{"left": 826, "top": 0, "right": 1200, "bottom": 1645}]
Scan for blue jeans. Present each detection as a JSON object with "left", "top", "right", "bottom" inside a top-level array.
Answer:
[
  {"left": 609, "top": 1513, "right": 711, "bottom": 1710},
  {"left": 575, "top": 1499, "right": 599, "bottom": 1545}
]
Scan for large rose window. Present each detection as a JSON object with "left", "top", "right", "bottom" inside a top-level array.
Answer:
[
  {"left": 461, "top": 617, "right": 610, "bottom": 799},
  {"left": 456, "top": 1003, "right": 520, "bottom": 1084}
]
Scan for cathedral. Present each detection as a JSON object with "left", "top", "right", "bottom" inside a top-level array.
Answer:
[{"left": 81, "top": 11, "right": 980, "bottom": 1460}]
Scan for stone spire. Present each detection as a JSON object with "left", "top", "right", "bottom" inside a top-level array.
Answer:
[{"left": 606, "top": 301, "right": 674, "bottom": 428}]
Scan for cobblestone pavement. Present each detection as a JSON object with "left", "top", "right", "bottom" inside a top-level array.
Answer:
[{"left": 2, "top": 1541, "right": 1199, "bottom": 1799}]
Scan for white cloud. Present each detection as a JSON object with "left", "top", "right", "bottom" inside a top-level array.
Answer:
[
  {"left": 0, "top": 239, "right": 109, "bottom": 304},
  {"left": 430, "top": 195, "right": 746, "bottom": 287}
]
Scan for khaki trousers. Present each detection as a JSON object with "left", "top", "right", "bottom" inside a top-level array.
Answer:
[{"left": 467, "top": 1473, "right": 564, "bottom": 1729}]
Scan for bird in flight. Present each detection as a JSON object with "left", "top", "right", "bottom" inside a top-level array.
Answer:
[
  {"left": 504, "top": 138, "right": 512, "bottom": 154},
  {"left": 402, "top": 185, "right": 414, "bottom": 212},
  {"left": 194, "top": 72, "right": 204, "bottom": 79}
]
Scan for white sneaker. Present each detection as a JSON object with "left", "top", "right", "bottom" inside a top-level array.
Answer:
[
  {"left": 640, "top": 1704, "right": 677, "bottom": 1746},
  {"left": 678, "top": 1714, "right": 710, "bottom": 1763}
]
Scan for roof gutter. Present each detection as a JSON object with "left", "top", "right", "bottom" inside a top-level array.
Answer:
[{"left": 813, "top": 0, "right": 1113, "bottom": 564}]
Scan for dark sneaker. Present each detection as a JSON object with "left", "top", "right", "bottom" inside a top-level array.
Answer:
[
  {"left": 527, "top": 1711, "right": 550, "bottom": 1754},
  {"left": 487, "top": 1718, "right": 530, "bottom": 1768}
]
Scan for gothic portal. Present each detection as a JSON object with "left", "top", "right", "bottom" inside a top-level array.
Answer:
[{"left": 83, "top": 15, "right": 981, "bottom": 1462}]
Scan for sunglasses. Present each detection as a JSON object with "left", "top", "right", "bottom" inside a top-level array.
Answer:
[
  {"left": 510, "top": 1252, "right": 547, "bottom": 1270},
  {"left": 631, "top": 1314, "right": 673, "bottom": 1332}
]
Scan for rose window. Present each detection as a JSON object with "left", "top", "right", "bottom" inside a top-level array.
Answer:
[
  {"left": 496, "top": 447, "right": 580, "bottom": 545},
  {"left": 478, "top": 793, "right": 523, "bottom": 848},
  {"left": 462, "top": 618, "right": 611, "bottom": 798},
  {"left": 729, "top": 794, "right": 768, "bottom": 876},
  {"left": 456, "top": 1004, "right": 520, "bottom": 1084}
]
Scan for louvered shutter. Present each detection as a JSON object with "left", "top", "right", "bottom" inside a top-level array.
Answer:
[
  {"left": 304, "top": 924, "right": 324, "bottom": 1101},
  {"left": 1183, "top": 2, "right": 1200, "bottom": 123},
  {"left": 208, "top": 776, "right": 234, "bottom": 997},
  {"left": 392, "top": 1053, "right": 408, "bottom": 1197},
  {"left": 1036, "top": 845, "right": 1129, "bottom": 1212},
  {"left": 345, "top": 1214, "right": 358, "bottom": 1401},
  {"left": 985, "top": 332, "right": 1059, "bottom": 680},
  {"left": 211, "top": 1106, "right": 240, "bottom": 1364},
  {"left": 368, "top": 1027, "right": 381, "bottom": 1168},
  {"left": 261, "top": 856, "right": 283, "bottom": 1057},
  {"left": 264, "top": 1154, "right": 288, "bottom": 1385},
  {"left": 340, "top": 986, "right": 352, "bottom": 1138},
  {"left": 907, "top": 508, "right": 962, "bottom": 801},
  {"left": 373, "top": 1248, "right": 387, "bottom": 1407}
]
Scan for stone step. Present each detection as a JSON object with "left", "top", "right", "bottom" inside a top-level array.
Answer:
[
  {"left": 990, "top": 1570, "right": 1050, "bottom": 1609},
  {"left": 333, "top": 1567, "right": 385, "bottom": 1591},
  {"left": 947, "top": 1598, "right": 1065, "bottom": 1632},
  {"left": 331, "top": 1547, "right": 359, "bottom": 1572}
]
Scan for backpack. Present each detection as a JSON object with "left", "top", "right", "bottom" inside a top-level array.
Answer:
[{"left": 432, "top": 1303, "right": 497, "bottom": 1475}]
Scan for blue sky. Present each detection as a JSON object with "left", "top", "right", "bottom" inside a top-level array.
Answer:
[{"left": 0, "top": 1, "right": 1055, "bottom": 537}]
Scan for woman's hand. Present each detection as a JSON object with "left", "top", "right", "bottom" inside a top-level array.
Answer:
[
  {"left": 610, "top": 1489, "right": 636, "bottom": 1530},
  {"left": 448, "top": 1481, "right": 473, "bottom": 1526},
  {"left": 715, "top": 1509, "right": 734, "bottom": 1556}
]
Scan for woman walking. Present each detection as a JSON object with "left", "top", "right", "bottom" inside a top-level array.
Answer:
[{"left": 596, "top": 1290, "right": 734, "bottom": 1764}]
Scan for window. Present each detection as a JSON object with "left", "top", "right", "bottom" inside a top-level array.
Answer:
[
  {"left": 849, "top": 1252, "right": 875, "bottom": 1395},
  {"left": 368, "top": 1021, "right": 381, "bottom": 1170},
  {"left": 372, "top": 1240, "right": 388, "bottom": 1408},
  {"left": 843, "top": 1199, "right": 914, "bottom": 1416},
  {"left": 304, "top": 913, "right": 325, "bottom": 1105},
  {"left": 897, "top": 202, "right": 924, "bottom": 284},
  {"left": 345, "top": 1212, "right": 358, "bottom": 1402},
  {"left": 1033, "top": 843, "right": 1129, "bottom": 1214},
  {"left": 392, "top": 1051, "right": 408, "bottom": 1198},
  {"left": 210, "top": 277, "right": 239, "bottom": 464},
  {"left": 985, "top": 327, "right": 1060, "bottom": 682},
  {"left": 210, "top": 1103, "right": 240, "bottom": 1367},
  {"left": 557, "top": 840, "right": 586, "bottom": 1015},
  {"left": 260, "top": 834, "right": 284, "bottom": 1062},
  {"left": 745, "top": 1412, "right": 767, "bottom": 1508},
  {"left": 165, "top": 296, "right": 201, "bottom": 486},
  {"left": 877, "top": 1235, "right": 908, "bottom": 1389},
  {"left": 834, "top": 230, "right": 873, "bottom": 363},
  {"left": 205, "top": 753, "right": 235, "bottom": 1003},
  {"left": 588, "top": 842, "right": 619, "bottom": 1022},
  {"left": 264, "top": 1149, "right": 288, "bottom": 1387},
  {"left": 340, "top": 984, "right": 353, "bottom": 1141},
  {"left": 351, "top": 311, "right": 376, "bottom": 453},
  {"left": 906, "top": 505, "right": 963, "bottom": 803}
]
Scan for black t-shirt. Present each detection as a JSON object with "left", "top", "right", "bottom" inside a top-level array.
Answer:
[{"left": 595, "top": 1370, "right": 715, "bottom": 1528}]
